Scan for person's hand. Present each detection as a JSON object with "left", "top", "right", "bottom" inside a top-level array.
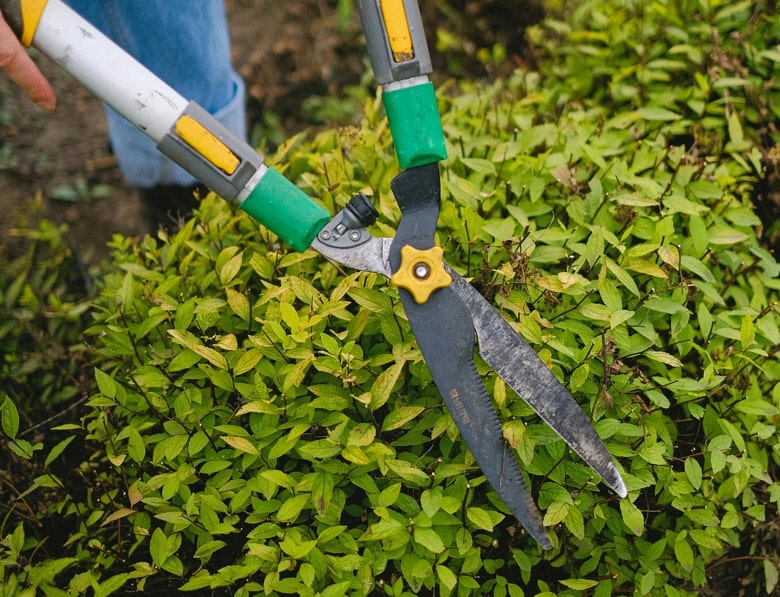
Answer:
[{"left": 0, "top": 14, "right": 55, "bottom": 110}]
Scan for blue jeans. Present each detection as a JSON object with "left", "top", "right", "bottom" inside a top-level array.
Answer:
[{"left": 64, "top": 1, "right": 246, "bottom": 188}]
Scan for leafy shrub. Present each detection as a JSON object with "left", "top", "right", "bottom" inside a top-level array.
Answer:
[
  {"left": 0, "top": 200, "right": 92, "bottom": 413},
  {"left": 2, "top": 1, "right": 779, "bottom": 595},
  {"left": 0, "top": 202, "right": 93, "bottom": 596},
  {"left": 526, "top": 0, "right": 780, "bottom": 250}
]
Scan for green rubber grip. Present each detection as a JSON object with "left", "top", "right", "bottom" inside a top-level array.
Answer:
[
  {"left": 240, "top": 168, "right": 331, "bottom": 251},
  {"left": 382, "top": 81, "right": 447, "bottom": 169}
]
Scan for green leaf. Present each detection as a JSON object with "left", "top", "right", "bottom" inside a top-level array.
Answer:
[
  {"left": 319, "top": 582, "right": 353, "bottom": 597},
  {"left": 697, "top": 303, "right": 713, "bottom": 338},
  {"left": 101, "top": 508, "right": 136, "bottom": 527},
  {"left": 605, "top": 258, "right": 640, "bottom": 297},
  {"left": 734, "top": 400, "right": 778, "bottom": 416},
  {"left": 658, "top": 245, "right": 680, "bottom": 269},
  {"left": 610, "top": 309, "right": 635, "bottom": 329},
  {"left": 644, "top": 297, "right": 688, "bottom": 314},
  {"left": 1, "top": 396, "right": 20, "bottom": 439},
  {"left": 94, "top": 368, "right": 117, "bottom": 398},
  {"left": 348, "top": 287, "right": 392, "bottom": 314},
  {"left": 194, "top": 540, "right": 227, "bottom": 560},
  {"left": 620, "top": 500, "right": 645, "bottom": 536},
  {"left": 382, "top": 406, "right": 425, "bottom": 431},
  {"left": 312, "top": 471, "right": 334, "bottom": 515},
  {"left": 636, "top": 106, "right": 682, "bottom": 121},
  {"left": 370, "top": 360, "right": 405, "bottom": 410},
  {"left": 149, "top": 528, "right": 170, "bottom": 567},
  {"left": 134, "top": 310, "right": 169, "bottom": 340},
  {"left": 645, "top": 350, "right": 683, "bottom": 368},
  {"left": 708, "top": 225, "right": 748, "bottom": 245},
  {"left": 598, "top": 278, "right": 622, "bottom": 311},
  {"left": 221, "top": 435, "right": 259, "bottom": 456},
  {"left": 467, "top": 507, "right": 495, "bottom": 531},
  {"left": 685, "top": 509, "right": 720, "bottom": 527},
  {"left": 564, "top": 504, "right": 585, "bottom": 540},
  {"left": 226, "top": 288, "right": 250, "bottom": 321},
  {"left": 168, "top": 329, "right": 228, "bottom": 370},
  {"left": 217, "top": 248, "right": 243, "bottom": 286},
  {"left": 282, "top": 355, "right": 314, "bottom": 393},
  {"left": 162, "top": 554, "right": 184, "bottom": 576},
  {"left": 560, "top": 579, "right": 598, "bottom": 590},
  {"left": 179, "top": 574, "right": 215, "bottom": 592},
  {"left": 280, "top": 534, "right": 318, "bottom": 559},
  {"left": 726, "top": 110, "right": 745, "bottom": 147},
  {"left": 483, "top": 218, "right": 517, "bottom": 241},
  {"left": 126, "top": 426, "right": 146, "bottom": 462},
  {"left": 94, "top": 573, "right": 130, "bottom": 597},
  {"left": 279, "top": 302, "right": 300, "bottom": 330},
  {"left": 319, "top": 332, "right": 340, "bottom": 355},
  {"left": 414, "top": 527, "right": 446, "bottom": 553},
  {"left": 8, "top": 523, "right": 24, "bottom": 556},
  {"left": 543, "top": 501, "right": 569, "bottom": 526},
  {"left": 445, "top": 174, "right": 481, "bottom": 209},
  {"left": 460, "top": 157, "right": 497, "bottom": 176},
  {"left": 8, "top": 438, "right": 36, "bottom": 459},
  {"left": 377, "top": 482, "right": 402, "bottom": 508},
  {"left": 421, "top": 487, "right": 443, "bottom": 518},
  {"left": 684, "top": 457, "right": 703, "bottom": 491},
  {"left": 765, "top": 559, "right": 779, "bottom": 595},
  {"left": 625, "top": 259, "right": 668, "bottom": 279},
  {"left": 674, "top": 532, "right": 694, "bottom": 572},
  {"left": 386, "top": 459, "right": 429, "bottom": 487},
  {"left": 152, "top": 435, "right": 188, "bottom": 464},
  {"left": 721, "top": 510, "right": 741, "bottom": 529},
  {"left": 277, "top": 494, "right": 310, "bottom": 523},
  {"left": 260, "top": 469, "right": 296, "bottom": 489},
  {"left": 739, "top": 314, "right": 755, "bottom": 348},
  {"left": 502, "top": 420, "right": 525, "bottom": 449},
  {"left": 638, "top": 441, "right": 667, "bottom": 465},
  {"left": 115, "top": 271, "right": 135, "bottom": 306},
  {"left": 436, "top": 565, "right": 458, "bottom": 592},
  {"left": 44, "top": 435, "right": 75, "bottom": 467}
]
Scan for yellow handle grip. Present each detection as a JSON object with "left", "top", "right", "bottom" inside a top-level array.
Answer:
[{"left": 0, "top": 0, "right": 48, "bottom": 46}]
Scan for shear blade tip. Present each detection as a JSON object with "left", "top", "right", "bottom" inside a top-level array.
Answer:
[
  {"left": 524, "top": 526, "right": 552, "bottom": 550},
  {"left": 610, "top": 474, "right": 628, "bottom": 499}
]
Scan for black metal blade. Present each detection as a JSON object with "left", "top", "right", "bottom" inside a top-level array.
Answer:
[
  {"left": 400, "top": 288, "right": 552, "bottom": 548},
  {"left": 388, "top": 164, "right": 551, "bottom": 547},
  {"left": 450, "top": 274, "right": 628, "bottom": 498}
]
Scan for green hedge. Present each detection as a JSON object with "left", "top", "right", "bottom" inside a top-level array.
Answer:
[{"left": 1, "top": 1, "right": 779, "bottom": 595}]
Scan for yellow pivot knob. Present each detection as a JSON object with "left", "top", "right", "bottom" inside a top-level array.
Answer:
[{"left": 390, "top": 245, "right": 452, "bottom": 304}]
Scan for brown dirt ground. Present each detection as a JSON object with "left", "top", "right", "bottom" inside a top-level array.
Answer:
[{"left": 0, "top": 0, "right": 366, "bottom": 265}]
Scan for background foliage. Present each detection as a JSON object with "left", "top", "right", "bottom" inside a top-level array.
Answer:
[{"left": 1, "top": 0, "right": 779, "bottom": 595}]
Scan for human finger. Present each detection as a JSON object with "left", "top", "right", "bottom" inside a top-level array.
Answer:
[{"left": 0, "top": 16, "right": 55, "bottom": 110}]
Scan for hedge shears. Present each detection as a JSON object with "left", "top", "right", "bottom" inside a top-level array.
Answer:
[{"left": 2, "top": 0, "right": 627, "bottom": 548}]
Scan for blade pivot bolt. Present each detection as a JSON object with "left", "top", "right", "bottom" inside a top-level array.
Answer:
[
  {"left": 414, "top": 263, "right": 430, "bottom": 279},
  {"left": 391, "top": 245, "right": 451, "bottom": 303}
]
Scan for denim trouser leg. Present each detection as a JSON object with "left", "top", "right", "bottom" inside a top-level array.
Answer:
[{"left": 64, "top": 1, "right": 246, "bottom": 188}]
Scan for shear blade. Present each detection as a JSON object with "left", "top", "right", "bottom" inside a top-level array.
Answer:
[
  {"left": 398, "top": 286, "right": 552, "bottom": 548},
  {"left": 450, "top": 273, "right": 628, "bottom": 499}
]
